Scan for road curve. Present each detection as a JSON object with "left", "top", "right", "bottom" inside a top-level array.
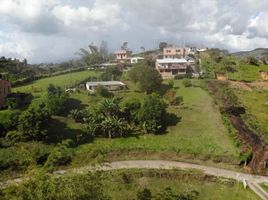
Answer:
[{"left": 2, "top": 160, "right": 268, "bottom": 199}]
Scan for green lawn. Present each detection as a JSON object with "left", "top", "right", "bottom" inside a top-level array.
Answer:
[
  {"left": 235, "top": 89, "right": 268, "bottom": 141},
  {"left": 103, "top": 169, "right": 259, "bottom": 200},
  {"left": 72, "top": 80, "right": 240, "bottom": 166},
  {"left": 13, "top": 70, "right": 99, "bottom": 94}
]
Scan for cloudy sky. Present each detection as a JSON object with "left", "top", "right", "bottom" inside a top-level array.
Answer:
[{"left": 0, "top": 0, "right": 268, "bottom": 63}]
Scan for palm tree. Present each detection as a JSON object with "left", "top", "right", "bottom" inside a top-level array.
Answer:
[
  {"left": 101, "top": 116, "right": 128, "bottom": 138},
  {"left": 75, "top": 44, "right": 102, "bottom": 67},
  {"left": 98, "top": 97, "right": 122, "bottom": 118}
]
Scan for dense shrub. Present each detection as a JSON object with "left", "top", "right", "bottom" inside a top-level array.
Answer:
[
  {"left": 155, "top": 187, "right": 199, "bottom": 200},
  {"left": 182, "top": 79, "right": 192, "bottom": 87},
  {"left": 94, "top": 85, "right": 113, "bottom": 97},
  {"left": 99, "top": 66, "right": 122, "bottom": 81},
  {"left": 2, "top": 172, "right": 110, "bottom": 200},
  {"left": 17, "top": 104, "right": 51, "bottom": 141},
  {"left": 6, "top": 93, "right": 33, "bottom": 109},
  {"left": 164, "top": 89, "right": 183, "bottom": 105},
  {"left": 69, "top": 109, "right": 89, "bottom": 122},
  {"left": 137, "top": 188, "right": 152, "bottom": 200},
  {"left": 137, "top": 93, "right": 167, "bottom": 134},
  {"left": 46, "top": 84, "right": 69, "bottom": 115},
  {"left": 44, "top": 140, "right": 73, "bottom": 169},
  {"left": 128, "top": 62, "right": 162, "bottom": 94},
  {"left": 0, "top": 123, "right": 6, "bottom": 137}
]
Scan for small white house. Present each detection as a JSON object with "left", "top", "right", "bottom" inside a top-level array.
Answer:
[
  {"left": 130, "top": 57, "right": 144, "bottom": 64},
  {"left": 86, "top": 81, "right": 126, "bottom": 92}
]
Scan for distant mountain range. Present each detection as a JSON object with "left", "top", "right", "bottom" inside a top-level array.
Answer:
[{"left": 233, "top": 48, "right": 268, "bottom": 59}]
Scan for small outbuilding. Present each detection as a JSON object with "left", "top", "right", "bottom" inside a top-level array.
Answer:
[
  {"left": 260, "top": 71, "right": 268, "bottom": 81},
  {"left": 215, "top": 72, "right": 228, "bottom": 81},
  {"left": 86, "top": 81, "right": 126, "bottom": 92}
]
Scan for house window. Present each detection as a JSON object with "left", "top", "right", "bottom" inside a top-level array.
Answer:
[
  {"left": 176, "top": 49, "right": 181, "bottom": 52},
  {"left": 166, "top": 50, "right": 171, "bottom": 53}
]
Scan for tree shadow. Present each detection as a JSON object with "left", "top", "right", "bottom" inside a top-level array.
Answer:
[
  {"left": 61, "top": 98, "right": 88, "bottom": 116},
  {"left": 46, "top": 118, "right": 94, "bottom": 146},
  {"left": 165, "top": 112, "right": 182, "bottom": 126},
  {"left": 158, "top": 83, "right": 171, "bottom": 96}
]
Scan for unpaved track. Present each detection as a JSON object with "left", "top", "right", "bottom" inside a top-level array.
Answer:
[{"left": 2, "top": 160, "right": 268, "bottom": 199}]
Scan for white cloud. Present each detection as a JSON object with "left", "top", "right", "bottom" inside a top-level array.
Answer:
[{"left": 0, "top": 0, "right": 268, "bottom": 63}]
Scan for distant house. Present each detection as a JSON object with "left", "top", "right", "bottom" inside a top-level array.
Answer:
[
  {"left": 0, "top": 79, "right": 11, "bottom": 107},
  {"left": 163, "top": 47, "right": 196, "bottom": 59},
  {"left": 114, "top": 50, "right": 132, "bottom": 61},
  {"left": 130, "top": 57, "right": 144, "bottom": 64},
  {"left": 185, "top": 47, "right": 197, "bottom": 55},
  {"left": 86, "top": 81, "right": 126, "bottom": 93},
  {"left": 197, "top": 47, "right": 208, "bottom": 52},
  {"left": 163, "top": 47, "right": 185, "bottom": 58},
  {"left": 155, "top": 58, "right": 188, "bottom": 79}
]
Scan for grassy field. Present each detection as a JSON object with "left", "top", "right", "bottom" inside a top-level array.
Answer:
[
  {"left": 235, "top": 89, "right": 268, "bottom": 141},
  {"left": 72, "top": 80, "right": 240, "bottom": 166},
  {"left": 227, "top": 64, "right": 268, "bottom": 82},
  {"left": 100, "top": 169, "right": 259, "bottom": 200},
  {"left": 13, "top": 70, "right": 99, "bottom": 94}
]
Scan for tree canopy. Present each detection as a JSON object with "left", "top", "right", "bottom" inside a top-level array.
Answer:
[{"left": 128, "top": 62, "right": 162, "bottom": 94}]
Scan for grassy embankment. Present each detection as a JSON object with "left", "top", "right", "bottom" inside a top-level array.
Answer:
[
  {"left": 235, "top": 89, "right": 268, "bottom": 142},
  {"left": 200, "top": 51, "right": 268, "bottom": 82},
  {"left": 1, "top": 169, "right": 260, "bottom": 200}
]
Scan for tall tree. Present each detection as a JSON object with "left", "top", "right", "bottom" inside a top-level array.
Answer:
[
  {"left": 99, "top": 40, "right": 109, "bottom": 61},
  {"left": 121, "top": 42, "right": 128, "bottom": 50},
  {"left": 128, "top": 61, "right": 162, "bottom": 94}
]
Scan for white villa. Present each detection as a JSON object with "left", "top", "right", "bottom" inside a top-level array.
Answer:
[{"left": 155, "top": 58, "right": 188, "bottom": 79}]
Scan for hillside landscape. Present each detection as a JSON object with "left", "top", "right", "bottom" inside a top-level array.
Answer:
[{"left": 1, "top": 0, "right": 268, "bottom": 200}]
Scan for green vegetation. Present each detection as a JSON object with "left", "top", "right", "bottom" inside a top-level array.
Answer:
[
  {"left": 46, "top": 84, "right": 69, "bottom": 115},
  {"left": 0, "top": 65, "right": 242, "bottom": 184},
  {"left": 13, "top": 70, "right": 99, "bottom": 94},
  {"left": 261, "top": 183, "right": 268, "bottom": 193},
  {"left": 236, "top": 89, "right": 268, "bottom": 141},
  {"left": 72, "top": 80, "right": 240, "bottom": 166},
  {"left": 128, "top": 62, "right": 162, "bottom": 94},
  {"left": 0, "top": 169, "right": 259, "bottom": 200},
  {"left": 200, "top": 49, "right": 268, "bottom": 81}
]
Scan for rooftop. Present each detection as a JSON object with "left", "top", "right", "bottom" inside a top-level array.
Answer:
[
  {"left": 86, "top": 81, "right": 126, "bottom": 86},
  {"left": 156, "top": 58, "right": 188, "bottom": 64}
]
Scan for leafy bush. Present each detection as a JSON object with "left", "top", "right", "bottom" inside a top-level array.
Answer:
[
  {"left": 164, "top": 89, "right": 183, "bottom": 105},
  {"left": 0, "top": 123, "right": 6, "bottom": 137},
  {"left": 128, "top": 63, "right": 162, "bottom": 94},
  {"left": 99, "top": 66, "right": 122, "bottom": 81},
  {"left": 155, "top": 187, "right": 199, "bottom": 200},
  {"left": 2, "top": 172, "right": 110, "bottom": 200},
  {"left": 182, "top": 79, "right": 192, "bottom": 87},
  {"left": 137, "top": 188, "right": 152, "bottom": 200},
  {"left": 69, "top": 109, "right": 89, "bottom": 122},
  {"left": 44, "top": 140, "right": 73, "bottom": 169},
  {"left": 137, "top": 93, "right": 167, "bottom": 134},
  {"left": 94, "top": 85, "right": 113, "bottom": 97},
  {"left": 245, "top": 56, "right": 259, "bottom": 66},
  {"left": 46, "top": 84, "right": 69, "bottom": 115},
  {"left": 6, "top": 93, "right": 33, "bottom": 109},
  {"left": 17, "top": 104, "right": 51, "bottom": 141}
]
